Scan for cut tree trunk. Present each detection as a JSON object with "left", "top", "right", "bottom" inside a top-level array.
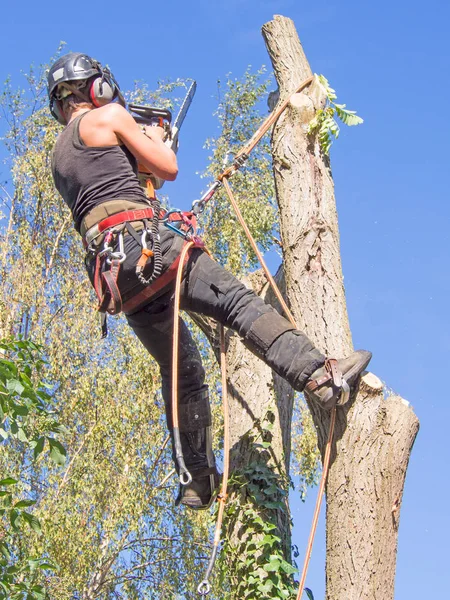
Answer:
[{"left": 262, "top": 15, "right": 419, "bottom": 600}]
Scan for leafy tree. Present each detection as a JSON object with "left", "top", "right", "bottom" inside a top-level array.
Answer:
[{"left": 0, "top": 47, "right": 322, "bottom": 599}]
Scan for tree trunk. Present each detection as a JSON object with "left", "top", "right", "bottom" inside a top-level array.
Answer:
[{"left": 262, "top": 15, "right": 419, "bottom": 600}]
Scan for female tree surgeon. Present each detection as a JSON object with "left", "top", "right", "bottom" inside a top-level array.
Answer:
[{"left": 48, "top": 52, "right": 371, "bottom": 510}]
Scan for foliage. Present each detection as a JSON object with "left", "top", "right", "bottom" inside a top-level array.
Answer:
[
  {"left": 217, "top": 414, "right": 297, "bottom": 600},
  {"left": 291, "top": 396, "right": 321, "bottom": 501},
  {"left": 308, "top": 74, "right": 363, "bottom": 155},
  {"left": 0, "top": 339, "right": 61, "bottom": 599},
  {"left": 199, "top": 67, "right": 278, "bottom": 275}
]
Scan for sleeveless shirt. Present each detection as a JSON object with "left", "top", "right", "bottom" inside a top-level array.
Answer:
[{"left": 51, "top": 113, "right": 148, "bottom": 232}]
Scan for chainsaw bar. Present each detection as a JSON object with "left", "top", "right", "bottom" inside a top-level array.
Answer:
[{"left": 173, "top": 80, "right": 197, "bottom": 133}]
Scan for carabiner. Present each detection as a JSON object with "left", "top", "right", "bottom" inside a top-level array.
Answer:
[
  {"left": 106, "top": 231, "right": 127, "bottom": 264},
  {"left": 140, "top": 228, "right": 153, "bottom": 250}
]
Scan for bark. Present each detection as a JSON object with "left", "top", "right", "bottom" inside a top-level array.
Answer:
[{"left": 262, "top": 15, "right": 419, "bottom": 600}]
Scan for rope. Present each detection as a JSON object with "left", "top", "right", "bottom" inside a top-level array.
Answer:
[
  {"left": 296, "top": 407, "right": 336, "bottom": 599},
  {"left": 221, "top": 178, "right": 296, "bottom": 326},
  {"left": 172, "top": 240, "right": 195, "bottom": 486},
  {"left": 220, "top": 76, "right": 314, "bottom": 180},
  {"left": 170, "top": 239, "right": 231, "bottom": 596},
  {"left": 198, "top": 324, "right": 230, "bottom": 596}
]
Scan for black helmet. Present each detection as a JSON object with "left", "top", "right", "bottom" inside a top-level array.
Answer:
[
  {"left": 47, "top": 52, "right": 124, "bottom": 124},
  {"left": 47, "top": 52, "right": 101, "bottom": 100}
]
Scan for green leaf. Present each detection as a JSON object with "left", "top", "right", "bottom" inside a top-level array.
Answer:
[
  {"left": 9, "top": 509, "right": 21, "bottom": 530},
  {"left": 0, "top": 478, "right": 18, "bottom": 486},
  {"left": 22, "top": 511, "right": 42, "bottom": 534},
  {"left": 12, "top": 403, "right": 29, "bottom": 417},
  {"left": 264, "top": 558, "right": 281, "bottom": 572},
  {"left": 6, "top": 379, "right": 25, "bottom": 396},
  {"left": 257, "top": 580, "right": 274, "bottom": 594},
  {"left": 33, "top": 437, "right": 46, "bottom": 460},
  {"left": 279, "top": 559, "right": 297, "bottom": 575},
  {"left": 304, "top": 588, "right": 315, "bottom": 600},
  {"left": 17, "top": 427, "right": 29, "bottom": 443},
  {"left": 0, "top": 542, "right": 11, "bottom": 561},
  {"left": 48, "top": 438, "right": 67, "bottom": 466},
  {"left": 38, "top": 562, "right": 57, "bottom": 571},
  {"left": 14, "top": 499, "right": 36, "bottom": 508}
]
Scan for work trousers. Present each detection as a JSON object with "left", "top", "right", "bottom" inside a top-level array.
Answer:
[
  {"left": 125, "top": 245, "right": 325, "bottom": 427},
  {"left": 88, "top": 225, "right": 325, "bottom": 474}
]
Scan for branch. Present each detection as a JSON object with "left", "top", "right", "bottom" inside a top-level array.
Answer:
[{"left": 54, "top": 422, "right": 98, "bottom": 501}]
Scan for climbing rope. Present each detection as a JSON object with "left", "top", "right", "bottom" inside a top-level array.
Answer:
[
  {"left": 197, "top": 324, "right": 230, "bottom": 596},
  {"left": 172, "top": 241, "right": 195, "bottom": 487},
  {"left": 171, "top": 241, "right": 231, "bottom": 596}
]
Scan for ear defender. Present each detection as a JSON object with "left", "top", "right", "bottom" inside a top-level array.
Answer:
[{"left": 89, "top": 76, "right": 115, "bottom": 107}]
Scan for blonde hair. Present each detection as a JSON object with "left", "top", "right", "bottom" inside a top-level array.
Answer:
[{"left": 61, "top": 94, "right": 94, "bottom": 113}]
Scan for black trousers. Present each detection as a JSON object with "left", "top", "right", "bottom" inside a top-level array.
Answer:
[
  {"left": 88, "top": 227, "right": 325, "bottom": 473},
  {"left": 125, "top": 245, "right": 325, "bottom": 423}
]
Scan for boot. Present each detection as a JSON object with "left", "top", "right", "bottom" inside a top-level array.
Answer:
[
  {"left": 172, "top": 390, "right": 220, "bottom": 510},
  {"left": 175, "top": 461, "right": 220, "bottom": 510},
  {"left": 304, "top": 350, "right": 372, "bottom": 410}
]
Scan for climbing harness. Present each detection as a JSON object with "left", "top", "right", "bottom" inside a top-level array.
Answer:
[{"left": 85, "top": 197, "right": 203, "bottom": 336}]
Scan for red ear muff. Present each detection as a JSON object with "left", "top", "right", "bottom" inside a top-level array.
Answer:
[
  {"left": 90, "top": 76, "right": 115, "bottom": 107},
  {"left": 50, "top": 99, "right": 67, "bottom": 125}
]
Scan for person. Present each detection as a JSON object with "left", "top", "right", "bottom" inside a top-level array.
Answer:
[{"left": 48, "top": 52, "right": 371, "bottom": 510}]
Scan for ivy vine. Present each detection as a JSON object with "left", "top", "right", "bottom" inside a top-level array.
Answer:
[{"left": 216, "top": 413, "right": 298, "bottom": 599}]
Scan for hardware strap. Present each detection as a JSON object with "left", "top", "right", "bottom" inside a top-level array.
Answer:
[{"left": 83, "top": 208, "right": 156, "bottom": 247}]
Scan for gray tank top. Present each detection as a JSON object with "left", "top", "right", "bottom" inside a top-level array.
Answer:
[{"left": 51, "top": 113, "right": 148, "bottom": 232}]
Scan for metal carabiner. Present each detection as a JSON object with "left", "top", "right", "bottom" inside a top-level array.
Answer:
[
  {"left": 98, "top": 230, "right": 114, "bottom": 258},
  {"left": 140, "top": 228, "right": 153, "bottom": 250},
  {"left": 197, "top": 580, "right": 211, "bottom": 596},
  {"left": 106, "top": 231, "right": 127, "bottom": 264}
]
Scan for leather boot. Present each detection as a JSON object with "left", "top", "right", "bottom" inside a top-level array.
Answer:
[
  {"left": 304, "top": 350, "right": 372, "bottom": 410},
  {"left": 173, "top": 390, "right": 220, "bottom": 510}
]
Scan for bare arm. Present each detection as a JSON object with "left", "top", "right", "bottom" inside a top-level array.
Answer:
[{"left": 102, "top": 103, "right": 178, "bottom": 181}]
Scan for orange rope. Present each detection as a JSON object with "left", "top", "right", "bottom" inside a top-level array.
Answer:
[
  {"left": 214, "top": 325, "right": 230, "bottom": 543},
  {"left": 171, "top": 241, "right": 196, "bottom": 487},
  {"left": 171, "top": 240, "right": 231, "bottom": 595},
  {"left": 221, "top": 177, "right": 296, "bottom": 327},
  {"left": 219, "top": 76, "right": 314, "bottom": 180},
  {"left": 171, "top": 241, "right": 195, "bottom": 433},
  {"left": 296, "top": 407, "right": 336, "bottom": 599}
]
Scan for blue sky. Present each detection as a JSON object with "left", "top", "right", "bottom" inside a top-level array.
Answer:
[{"left": 1, "top": 0, "right": 449, "bottom": 597}]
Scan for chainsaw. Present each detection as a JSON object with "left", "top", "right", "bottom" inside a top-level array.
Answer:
[{"left": 128, "top": 80, "right": 197, "bottom": 191}]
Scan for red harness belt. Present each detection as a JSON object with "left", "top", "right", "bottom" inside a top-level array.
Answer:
[{"left": 89, "top": 209, "right": 201, "bottom": 333}]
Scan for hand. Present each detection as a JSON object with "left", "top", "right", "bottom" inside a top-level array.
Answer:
[{"left": 143, "top": 125, "right": 166, "bottom": 141}]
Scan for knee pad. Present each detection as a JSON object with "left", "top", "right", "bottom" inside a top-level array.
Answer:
[
  {"left": 244, "top": 311, "right": 296, "bottom": 359},
  {"left": 178, "top": 389, "right": 211, "bottom": 433}
]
